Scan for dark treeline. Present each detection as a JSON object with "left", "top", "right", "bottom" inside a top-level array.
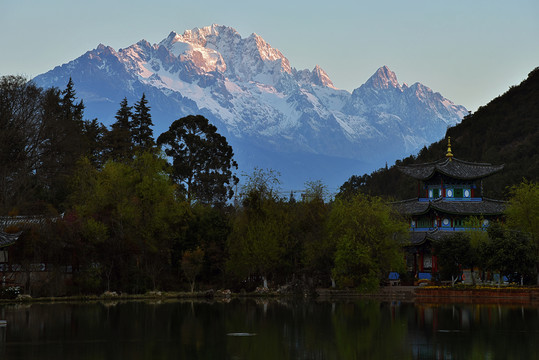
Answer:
[
  {"left": 2, "top": 74, "right": 538, "bottom": 296},
  {"left": 0, "top": 76, "right": 406, "bottom": 296},
  {"left": 340, "top": 67, "right": 539, "bottom": 201}
]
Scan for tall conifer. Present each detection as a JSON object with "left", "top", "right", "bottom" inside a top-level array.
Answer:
[
  {"left": 132, "top": 93, "right": 154, "bottom": 150},
  {"left": 104, "top": 97, "right": 133, "bottom": 162}
]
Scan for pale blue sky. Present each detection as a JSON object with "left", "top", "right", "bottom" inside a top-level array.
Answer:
[{"left": 1, "top": 0, "right": 537, "bottom": 111}]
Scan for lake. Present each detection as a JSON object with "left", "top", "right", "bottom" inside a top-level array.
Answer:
[{"left": 1, "top": 298, "right": 538, "bottom": 359}]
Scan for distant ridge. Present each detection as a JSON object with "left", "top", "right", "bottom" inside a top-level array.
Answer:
[
  {"left": 32, "top": 24, "right": 468, "bottom": 189},
  {"left": 340, "top": 67, "right": 539, "bottom": 199}
]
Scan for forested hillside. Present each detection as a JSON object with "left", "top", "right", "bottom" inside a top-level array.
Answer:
[{"left": 340, "top": 67, "right": 539, "bottom": 200}]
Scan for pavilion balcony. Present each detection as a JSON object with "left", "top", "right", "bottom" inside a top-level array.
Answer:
[{"left": 418, "top": 197, "right": 483, "bottom": 202}]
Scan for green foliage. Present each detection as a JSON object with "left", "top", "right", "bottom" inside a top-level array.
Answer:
[
  {"left": 464, "top": 216, "right": 489, "bottom": 250},
  {"left": 480, "top": 223, "right": 536, "bottom": 282},
  {"left": 226, "top": 195, "right": 289, "bottom": 285},
  {"left": 227, "top": 168, "right": 289, "bottom": 286},
  {"left": 292, "top": 189, "right": 331, "bottom": 279},
  {"left": 505, "top": 180, "right": 539, "bottom": 283},
  {"left": 239, "top": 167, "right": 281, "bottom": 202},
  {"left": 157, "top": 115, "right": 238, "bottom": 205},
  {"left": 183, "top": 204, "right": 232, "bottom": 285},
  {"left": 433, "top": 233, "right": 475, "bottom": 281},
  {"left": 303, "top": 179, "right": 331, "bottom": 203},
  {"left": 69, "top": 152, "right": 190, "bottom": 292},
  {"left": 505, "top": 180, "right": 539, "bottom": 244},
  {"left": 328, "top": 193, "right": 407, "bottom": 291}
]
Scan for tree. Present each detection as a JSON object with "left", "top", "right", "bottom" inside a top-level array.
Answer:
[
  {"left": 0, "top": 76, "right": 88, "bottom": 213},
  {"left": 328, "top": 193, "right": 407, "bottom": 291},
  {"left": 39, "top": 81, "right": 88, "bottom": 208},
  {"left": 480, "top": 223, "right": 536, "bottom": 284},
  {"left": 131, "top": 93, "right": 154, "bottom": 150},
  {"left": 181, "top": 204, "right": 232, "bottom": 286},
  {"left": 303, "top": 179, "right": 331, "bottom": 203},
  {"left": 293, "top": 182, "right": 332, "bottom": 285},
  {"left": 69, "top": 152, "right": 189, "bottom": 292},
  {"left": 505, "top": 181, "right": 539, "bottom": 283},
  {"left": 239, "top": 167, "right": 280, "bottom": 202},
  {"left": 226, "top": 168, "right": 288, "bottom": 289},
  {"left": 81, "top": 118, "right": 107, "bottom": 168},
  {"left": 157, "top": 115, "right": 238, "bottom": 205},
  {"left": 464, "top": 216, "right": 489, "bottom": 285},
  {"left": 104, "top": 97, "right": 133, "bottom": 162},
  {"left": 181, "top": 247, "right": 205, "bottom": 292},
  {"left": 61, "top": 78, "right": 84, "bottom": 125},
  {"left": 433, "top": 233, "right": 476, "bottom": 285},
  {"left": 0, "top": 76, "right": 43, "bottom": 213}
]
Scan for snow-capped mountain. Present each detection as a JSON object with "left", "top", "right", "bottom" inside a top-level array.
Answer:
[{"left": 33, "top": 24, "right": 467, "bottom": 190}]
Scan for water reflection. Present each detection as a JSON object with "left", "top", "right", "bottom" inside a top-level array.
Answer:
[{"left": 0, "top": 299, "right": 538, "bottom": 359}]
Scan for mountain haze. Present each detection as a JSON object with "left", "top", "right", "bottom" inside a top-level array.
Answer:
[{"left": 33, "top": 24, "right": 468, "bottom": 190}]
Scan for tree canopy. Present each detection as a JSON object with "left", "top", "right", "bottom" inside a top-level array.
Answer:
[
  {"left": 328, "top": 193, "right": 408, "bottom": 290},
  {"left": 157, "top": 115, "right": 238, "bottom": 205}
]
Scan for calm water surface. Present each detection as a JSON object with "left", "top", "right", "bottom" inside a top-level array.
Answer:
[{"left": 1, "top": 298, "right": 538, "bottom": 359}]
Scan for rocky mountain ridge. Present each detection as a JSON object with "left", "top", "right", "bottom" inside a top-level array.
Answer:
[{"left": 33, "top": 24, "right": 467, "bottom": 189}]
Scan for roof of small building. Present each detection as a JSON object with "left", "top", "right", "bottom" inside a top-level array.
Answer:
[
  {"left": 0, "top": 215, "right": 59, "bottom": 228},
  {"left": 0, "top": 214, "right": 64, "bottom": 248},
  {"left": 392, "top": 197, "right": 506, "bottom": 216},
  {"left": 0, "top": 231, "right": 21, "bottom": 248},
  {"left": 397, "top": 158, "right": 504, "bottom": 181}
]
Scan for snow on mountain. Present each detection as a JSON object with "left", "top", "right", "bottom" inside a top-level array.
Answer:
[{"left": 32, "top": 24, "right": 467, "bottom": 189}]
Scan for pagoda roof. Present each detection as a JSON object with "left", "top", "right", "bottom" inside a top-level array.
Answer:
[
  {"left": 0, "top": 231, "right": 21, "bottom": 248},
  {"left": 397, "top": 158, "right": 504, "bottom": 181},
  {"left": 406, "top": 229, "right": 453, "bottom": 246},
  {"left": 392, "top": 197, "right": 506, "bottom": 216}
]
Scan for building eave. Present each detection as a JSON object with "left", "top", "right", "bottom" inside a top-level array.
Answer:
[{"left": 397, "top": 158, "right": 504, "bottom": 181}]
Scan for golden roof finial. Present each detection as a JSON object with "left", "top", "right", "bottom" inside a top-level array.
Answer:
[{"left": 446, "top": 136, "right": 454, "bottom": 161}]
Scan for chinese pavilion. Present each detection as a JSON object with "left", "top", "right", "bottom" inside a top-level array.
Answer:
[{"left": 392, "top": 138, "right": 506, "bottom": 279}]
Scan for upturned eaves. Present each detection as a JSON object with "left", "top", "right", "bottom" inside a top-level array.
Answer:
[
  {"left": 397, "top": 158, "right": 504, "bottom": 181},
  {"left": 407, "top": 229, "right": 453, "bottom": 246},
  {"left": 392, "top": 197, "right": 506, "bottom": 216},
  {"left": 0, "top": 231, "right": 21, "bottom": 248}
]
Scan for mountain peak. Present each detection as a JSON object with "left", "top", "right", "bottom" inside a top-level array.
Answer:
[
  {"left": 247, "top": 32, "right": 288, "bottom": 63},
  {"left": 180, "top": 24, "right": 222, "bottom": 44},
  {"left": 312, "top": 65, "right": 335, "bottom": 88},
  {"left": 366, "top": 65, "right": 401, "bottom": 90},
  {"left": 32, "top": 25, "right": 469, "bottom": 190}
]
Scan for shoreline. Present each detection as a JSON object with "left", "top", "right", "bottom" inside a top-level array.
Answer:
[{"left": 2, "top": 285, "right": 539, "bottom": 305}]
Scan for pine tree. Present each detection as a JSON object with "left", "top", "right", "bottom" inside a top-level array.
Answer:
[
  {"left": 131, "top": 93, "right": 154, "bottom": 151},
  {"left": 104, "top": 97, "right": 133, "bottom": 162},
  {"left": 61, "top": 77, "right": 84, "bottom": 124},
  {"left": 39, "top": 78, "right": 86, "bottom": 208}
]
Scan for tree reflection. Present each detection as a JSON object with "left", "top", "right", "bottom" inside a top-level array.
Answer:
[{"left": 1, "top": 300, "right": 539, "bottom": 359}]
